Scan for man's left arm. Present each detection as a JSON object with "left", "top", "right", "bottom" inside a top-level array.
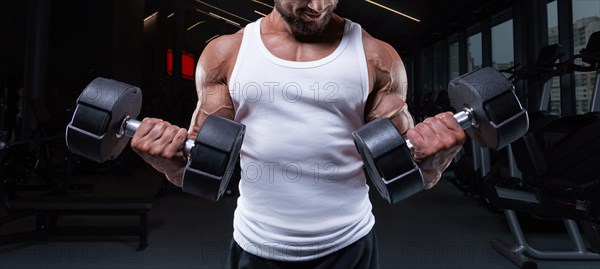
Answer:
[{"left": 363, "top": 35, "right": 466, "bottom": 189}]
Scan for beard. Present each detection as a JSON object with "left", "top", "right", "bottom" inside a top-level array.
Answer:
[{"left": 274, "top": 1, "right": 335, "bottom": 37}]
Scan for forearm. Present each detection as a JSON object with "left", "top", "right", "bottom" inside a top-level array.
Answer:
[
  {"left": 140, "top": 151, "right": 187, "bottom": 187},
  {"left": 416, "top": 143, "right": 462, "bottom": 189},
  {"left": 160, "top": 158, "right": 187, "bottom": 187},
  {"left": 131, "top": 118, "right": 190, "bottom": 187}
]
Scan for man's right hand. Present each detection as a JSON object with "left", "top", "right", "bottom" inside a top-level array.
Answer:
[{"left": 130, "top": 118, "right": 189, "bottom": 187}]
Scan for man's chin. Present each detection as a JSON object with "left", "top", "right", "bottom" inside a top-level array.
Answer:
[
  {"left": 293, "top": 19, "right": 330, "bottom": 37},
  {"left": 293, "top": 28, "right": 324, "bottom": 39},
  {"left": 298, "top": 27, "right": 323, "bottom": 35}
]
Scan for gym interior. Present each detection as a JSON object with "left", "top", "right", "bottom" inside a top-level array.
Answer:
[{"left": 1, "top": 0, "right": 599, "bottom": 268}]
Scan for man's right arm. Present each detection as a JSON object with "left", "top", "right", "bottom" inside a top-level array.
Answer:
[
  {"left": 187, "top": 33, "right": 240, "bottom": 138},
  {"left": 131, "top": 33, "right": 240, "bottom": 187}
]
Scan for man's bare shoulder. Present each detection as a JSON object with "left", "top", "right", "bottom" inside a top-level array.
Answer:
[
  {"left": 361, "top": 29, "right": 401, "bottom": 66},
  {"left": 203, "top": 29, "right": 244, "bottom": 58},
  {"left": 360, "top": 28, "right": 407, "bottom": 97},
  {"left": 199, "top": 29, "right": 245, "bottom": 81}
]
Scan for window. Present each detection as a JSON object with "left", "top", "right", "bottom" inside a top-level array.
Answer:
[
  {"left": 547, "top": 0, "right": 559, "bottom": 45},
  {"left": 449, "top": 42, "right": 460, "bottom": 80},
  {"left": 467, "top": 33, "right": 482, "bottom": 72},
  {"left": 491, "top": 20, "right": 514, "bottom": 76},
  {"left": 548, "top": 0, "right": 561, "bottom": 114},
  {"left": 573, "top": 0, "right": 600, "bottom": 114}
]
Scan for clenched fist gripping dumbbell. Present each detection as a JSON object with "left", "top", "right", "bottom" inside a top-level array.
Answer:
[
  {"left": 65, "top": 78, "right": 245, "bottom": 201},
  {"left": 353, "top": 67, "right": 529, "bottom": 204}
]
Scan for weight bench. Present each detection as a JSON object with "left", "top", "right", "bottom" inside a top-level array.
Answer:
[{"left": 0, "top": 195, "right": 158, "bottom": 251}]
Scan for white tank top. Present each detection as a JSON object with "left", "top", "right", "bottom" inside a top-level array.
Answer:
[{"left": 229, "top": 18, "right": 374, "bottom": 262}]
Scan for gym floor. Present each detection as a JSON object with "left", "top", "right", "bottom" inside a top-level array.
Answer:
[{"left": 0, "top": 164, "right": 599, "bottom": 269}]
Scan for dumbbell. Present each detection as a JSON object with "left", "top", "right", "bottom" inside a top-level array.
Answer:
[
  {"left": 353, "top": 67, "right": 529, "bottom": 204},
  {"left": 65, "top": 77, "right": 245, "bottom": 201}
]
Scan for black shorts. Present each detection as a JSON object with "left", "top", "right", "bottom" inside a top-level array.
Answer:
[{"left": 226, "top": 230, "right": 380, "bottom": 269}]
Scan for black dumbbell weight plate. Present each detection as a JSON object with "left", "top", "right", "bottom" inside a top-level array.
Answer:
[
  {"left": 448, "top": 67, "right": 528, "bottom": 150},
  {"left": 182, "top": 115, "right": 245, "bottom": 201},
  {"left": 66, "top": 78, "right": 142, "bottom": 162},
  {"left": 353, "top": 118, "right": 424, "bottom": 204}
]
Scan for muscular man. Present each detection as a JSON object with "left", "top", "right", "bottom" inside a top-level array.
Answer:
[{"left": 131, "top": 0, "right": 465, "bottom": 267}]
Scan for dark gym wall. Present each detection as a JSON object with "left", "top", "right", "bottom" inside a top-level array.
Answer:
[
  {"left": 47, "top": 0, "right": 112, "bottom": 106},
  {"left": 1, "top": 0, "right": 27, "bottom": 140},
  {"left": 0, "top": 0, "right": 146, "bottom": 140},
  {"left": 142, "top": 1, "right": 199, "bottom": 127},
  {"left": 111, "top": 0, "right": 144, "bottom": 87},
  {"left": 141, "top": 0, "right": 231, "bottom": 127},
  {"left": 10, "top": 0, "right": 213, "bottom": 137},
  {"left": 47, "top": 0, "right": 144, "bottom": 110}
]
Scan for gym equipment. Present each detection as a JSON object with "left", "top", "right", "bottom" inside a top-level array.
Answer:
[
  {"left": 474, "top": 32, "right": 600, "bottom": 268},
  {"left": 568, "top": 31, "right": 600, "bottom": 113},
  {"left": 500, "top": 43, "right": 564, "bottom": 113},
  {"left": 481, "top": 130, "right": 600, "bottom": 269},
  {"left": 65, "top": 77, "right": 245, "bottom": 201},
  {"left": 0, "top": 190, "right": 158, "bottom": 251},
  {"left": 353, "top": 67, "right": 529, "bottom": 204},
  {"left": 449, "top": 44, "right": 565, "bottom": 210}
]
